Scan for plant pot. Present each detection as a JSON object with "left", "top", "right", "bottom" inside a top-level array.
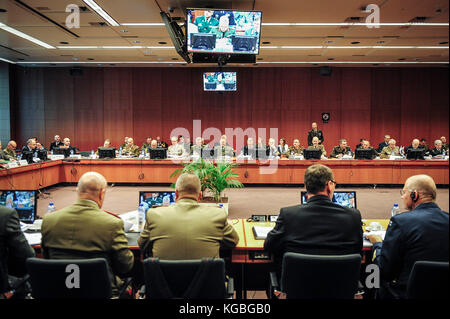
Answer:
[{"left": 200, "top": 196, "right": 229, "bottom": 204}]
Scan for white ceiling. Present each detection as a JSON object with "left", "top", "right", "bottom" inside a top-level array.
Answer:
[{"left": 0, "top": 0, "right": 448, "bottom": 67}]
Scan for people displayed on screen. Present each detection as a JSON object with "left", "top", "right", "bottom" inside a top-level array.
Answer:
[{"left": 193, "top": 10, "right": 219, "bottom": 33}]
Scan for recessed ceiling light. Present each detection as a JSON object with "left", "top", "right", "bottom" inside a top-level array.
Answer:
[
  {"left": 120, "top": 30, "right": 128, "bottom": 33},
  {"left": 157, "top": 58, "right": 164, "bottom": 61},
  {"left": 351, "top": 41, "right": 360, "bottom": 44},
  {"left": 87, "top": 58, "right": 95, "bottom": 60},
  {"left": 257, "top": 58, "right": 263, "bottom": 60},
  {"left": 133, "top": 40, "right": 141, "bottom": 44},
  {"left": 60, "top": 41, "right": 69, "bottom": 45},
  {"left": 18, "top": 58, "right": 25, "bottom": 61},
  {"left": 0, "top": 9, "right": 8, "bottom": 13},
  {"left": 440, "top": 41, "right": 448, "bottom": 44},
  {"left": 262, "top": 41, "right": 271, "bottom": 44},
  {"left": 325, "top": 40, "right": 333, "bottom": 44},
  {"left": 376, "top": 40, "right": 385, "bottom": 44},
  {"left": 328, "top": 58, "right": 335, "bottom": 60},
  {"left": 158, "top": 42, "right": 167, "bottom": 45},
  {"left": 72, "top": 58, "right": 79, "bottom": 61},
  {"left": 171, "top": 58, "right": 178, "bottom": 60},
  {"left": 398, "top": 58, "right": 405, "bottom": 61}
]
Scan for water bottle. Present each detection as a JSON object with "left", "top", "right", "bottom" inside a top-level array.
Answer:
[
  {"left": 91, "top": 150, "right": 95, "bottom": 158},
  {"left": 137, "top": 203, "right": 145, "bottom": 231},
  {"left": 17, "top": 154, "right": 22, "bottom": 161},
  {"left": 141, "top": 149, "right": 145, "bottom": 158},
  {"left": 70, "top": 149, "right": 74, "bottom": 155},
  {"left": 391, "top": 203, "right": 400, "bottom": 217},
  {"left": 119, "top": 147, "right": 122, "bottom": 157},
  {"left": 47, "top": 202, "right": 56, "bottom": 214}
]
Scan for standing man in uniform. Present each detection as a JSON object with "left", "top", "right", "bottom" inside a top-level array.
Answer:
[{"left": 307, "top": 122, "right": 324, "bottom": 146}]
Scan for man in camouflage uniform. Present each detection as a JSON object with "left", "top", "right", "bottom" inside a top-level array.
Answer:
[
  {"left": 330, "top": 139, "right": 353, "bottom": 159},
  {"left": 288, "top": 139, "right": 304, "bottom": 156},
  {"left": 123, "top": 137, "right": 140, "bottom": 157},
  {"left": 380, "top": 139, "right": 401, "bottom": 159},
  {"left": 306, "top": 137, "right": 327, "bottom": 158},
  {"left": 141, "top": 137, "right": 152, "bottom": 154}
]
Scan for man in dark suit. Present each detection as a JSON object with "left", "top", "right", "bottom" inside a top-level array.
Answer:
[
  {"left": 264, "top": 164, "right": 363, "bottom": 273},
  {"left": 367, "top": 174, "right": 449, "bottom": 299},
  {"left": 307, "top": 122, "right": 324, "bottom": 146},
  {"left": 49, "top": 135, "right": 63, "bottom": 152},
  {"left": 0, "top": 205, "right": 35, "bottom": 298},
  {"left": 376, "top": 135, "right": 391, "bottom": 153}
]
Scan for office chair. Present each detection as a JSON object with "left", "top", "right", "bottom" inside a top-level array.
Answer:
[
  {"left": 142, "top": 257, "right": 234, "bottom": 299},
  {"left": 269, "top": 252, "right": 361, "bottom": 299},
  {"left": 406, "top": 260, "right": 449, "bottom": 299},
  {"left": 26, "top": 257, "right": 113, "bottom": 299}
]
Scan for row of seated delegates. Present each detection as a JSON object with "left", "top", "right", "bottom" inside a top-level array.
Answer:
[{"left": 264, "top": 164, "right": 449, "bottom": 299}]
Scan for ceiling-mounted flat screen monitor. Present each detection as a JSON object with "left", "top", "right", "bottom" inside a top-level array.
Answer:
[
  {"left": 203, "top": 72, "right": 237, "bottom": 91},
  {"left": 187, "top": 9, "right": 262, "bottom": 54}
]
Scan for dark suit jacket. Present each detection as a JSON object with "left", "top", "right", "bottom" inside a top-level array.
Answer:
[
  {"left": 49, "top": 141, "right": 63, "bottom": 152},
  {"left": 372, "top": 202, "right": 449, "bottom": 298},
  {"left": 377, "top": 141, "right": 389, "bottom": 153},
  {"left": 307, "top": 130, "right": 324, "bottom": 146},
  {"left": 0, "top": 206, "right": 35, "bottom": 293},
  {"left": 264, "top": 195, "right": 363, "bottom": 269}
]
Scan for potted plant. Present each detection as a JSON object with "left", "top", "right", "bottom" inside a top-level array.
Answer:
[{"left": 169, "top": 158, "right": 244, "bottom": 202}]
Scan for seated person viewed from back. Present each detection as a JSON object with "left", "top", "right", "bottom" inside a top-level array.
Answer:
[
  {"left": 330, "top": 139, "right": 353, "bottom": 158},
  {"left": 264, "top": 164, "right": 363, "bottom": 274},
  {"left": 41, "top": 172, "right": 134, "bottom": 296},
  {"left": 380, "top": 139, "right": 401, "bottom": 159},
  {"left": 138, "top": 173, "right": 239, "bottom": 259},
  {"left": 366, "top": 174, "right": 449, "bottom": 299},
  {"left": 430, "top": 139, "right": 447, "bottom": 157}
]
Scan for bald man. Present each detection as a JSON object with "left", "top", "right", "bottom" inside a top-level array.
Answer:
[
  {"left": 367, "top": 175, "right": 449, "bottom": 299},
  {"left": 41, "top": 172, "right": 134, "bottom": 295},
  {"left": 138, "top": 173, "right": 239, "bottom": 259},
  {"left": 2, "top": 140, "right": 17, "bottom": 161}
]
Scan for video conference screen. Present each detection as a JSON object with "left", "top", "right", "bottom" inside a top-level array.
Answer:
[
  {"left": 0, "top": 190, "right": 37, "bottom": 223},
  {"left": 139, "top": 191, "right": 176, "bottom": 208},
  {"left": 203, "top": 72, "right": 237, "bottom": 91},
  {"left": 187, "top": 9, "right": 262, "bottom": 54},
  {"left": 301, "top": 191, "right": 357, "bottom": 209}
]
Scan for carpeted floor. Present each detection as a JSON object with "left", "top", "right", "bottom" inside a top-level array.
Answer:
[{"left": 36, "top": 184, "right": 449, "bottom": 219}]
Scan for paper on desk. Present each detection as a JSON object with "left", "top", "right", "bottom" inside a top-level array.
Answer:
[
  {"left": 24, "top": 233, "right": 42, "bottom": 246},
  {"left": 364, "top": 231, "right": 386, "bottom": 240}
]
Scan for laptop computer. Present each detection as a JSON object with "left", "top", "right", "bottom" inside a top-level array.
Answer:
[
  {"left": 0, "top": 190, "right": 37, "bottom": 223},
  {"left": 301, "top": 191, "right": 357, "bottom": 209},
  {"left": 139, "top": 191, "right": 176, "bottom": 209}
]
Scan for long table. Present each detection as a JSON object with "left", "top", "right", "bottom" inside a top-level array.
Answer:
[{"left": 1, "top": 158, "right": 448, "bottom": 190}]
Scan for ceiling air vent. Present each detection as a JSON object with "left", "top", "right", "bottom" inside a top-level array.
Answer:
[{"left": 401, "top": 16, "right": 429, "bottom": 29}]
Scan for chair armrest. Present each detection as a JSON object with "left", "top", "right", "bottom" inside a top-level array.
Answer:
[
  {"left": 118, "top": 277, "right": 133, "bottom": 299},
  {"left": 226, "top": 277, "right": 234, "bottom": 299},
  {"left": 269, "top": 272, "right": 279, "bottom": 291}
]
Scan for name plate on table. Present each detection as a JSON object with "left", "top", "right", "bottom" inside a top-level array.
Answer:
[
  {"left": 6, "top": 161, "right": 19, "bottom": 169},
  {"left": 69, "top": 155, "right": 82, "bottom": 159},
  {"left": 48, "top": 155, "right": 65, "bottom": 160},
  {"left": 19, "top": 160, "right": 29, "bottom": 166}
]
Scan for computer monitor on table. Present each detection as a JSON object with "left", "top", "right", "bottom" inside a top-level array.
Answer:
[
  {"left": 301, "top": 191, "right": 357, "bottom": 209},
  {"left": 149, "top": 148, "right": 167, "bottom": 159},
  {"left": 98, "top": 147, "right": 116, "bottom": 159},
  {"left": 406, "top": 149, "right": 425, "bottom": 160},
  {"left": 139, "top": 191, "right": 176, "bottom": 209},
  {"left": 0, "top": 190, "right": 37, "bottom": 223},
  {"left": 303, "top": 149, "right": 322, "bottom": 160},
  {"left": 355, "top": 148, "right": 375, "bottom": 160},
  {"left": 53, "top": 147, "right": 71, "bottom": 158}
]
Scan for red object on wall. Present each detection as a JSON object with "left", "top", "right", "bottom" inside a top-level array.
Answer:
[{"left": 11, "top": 67, "right": 449, "bottom": 152}]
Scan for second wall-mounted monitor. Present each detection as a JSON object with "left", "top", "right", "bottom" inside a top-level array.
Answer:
[
  {"left": 203, "top": 72, "right": 237, "bottom": 91},
  {"left": 187, "top": 9, "right": 262, "bottom": 55}
]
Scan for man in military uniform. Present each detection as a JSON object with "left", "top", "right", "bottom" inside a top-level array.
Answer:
[
  {"left": 120, "top": 137, "right": 129, "bottom": 150},
  {"left": 440, "top": 136, "right": 449, "bottom": 153},
  {"left": 168, "top": 136, "right": 187, "bottom": 157},
  {"left": 156, "top": 136, "right": 167, "bottom": 149},
  {"left": 214, "top": 137, "right": 234, "bottom": 157},
  {"left": 419, "top": 138, "right": 429, "bottom": 155},
  {"left": 288, "top": 139, "right": 304, "bottom": 156},
  {"left": 141, "top": 137, "right": 152, "bottom": 154},
  {"left": 145, "top": 193, "right": 164, "bottom": 208},
  {"left": 41, "top": 172, "right": 134, "bottom": 296},
  {"left": 194, "top": 10, "right": 219, "bottom": 33},
  {"left": 306, "top": 137, "right": 327, "bottom": 158},
  {"left": 380, "top": 139, "right": 401, "bottom": 159},
  {"left": 430, "top": 139, "right": 446, "bottom": 157},
  {"left": 330, "top": 139, "right": 353, "bottom": 159},
  {"left": 123, "top": 137, "right": 140, "bottom": 157},
  {"left": 307, "top": 122, "right": 324, "bottom": 146},
  {"left": 191, "top": 137, "right": 204, "bottom": 156},
  {"left": 212, "top": 15, "right": 236, "bottom": 41},
  {"left": 2, "top": 140, "right": 17, "bottom": 161}
]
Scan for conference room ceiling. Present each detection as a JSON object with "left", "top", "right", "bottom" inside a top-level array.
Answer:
[{"left": 0, "top": 0, "right": 448, "bottom": 67}]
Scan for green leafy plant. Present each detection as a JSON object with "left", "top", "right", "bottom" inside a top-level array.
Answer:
[{"left": 170, "top": 158, "right": 244, "bottom": 201}]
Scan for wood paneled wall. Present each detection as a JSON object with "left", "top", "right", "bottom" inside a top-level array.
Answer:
[{"left": 10, "top": 66, "right": 449, "bottom": 152}]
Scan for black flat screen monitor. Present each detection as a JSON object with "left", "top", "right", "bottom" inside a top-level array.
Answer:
[
  {"left": 149, "top": 148, "right": 167, "bottom": 159},
  {"left": 53, "top": 147, "right": 71, "bottom": 158},
  {"left": 186, "top": 9, "right": 262, "bottom": 54},
  {"left": 98, "top": 147, "right": 116, "bottom": 159},
  {"left": 304, "top": 149, "right": 322, "bottom": 160},
  {"left": 139, "top": 191, "right": 176, "bottom": 209},
  {"left": 201, "top": 147, "right": 216, "bottom": 160},
  {"left": 406, "top": 149, "right": 425, "bottom": 160},
  {"left": 355, "top": 148, "right": 375, "bottom": 160},
  {"left": 37, "top": 149, "right": 48, "bottom": 161},
  {"left": 301, "top": 191, "right": 357, "bottom": 209},
  {"left": 0, "top": 190, "right": 37, "bottom": 223},
  {"left": 203, "top": 72, "right": 237, "bottom": 92}
]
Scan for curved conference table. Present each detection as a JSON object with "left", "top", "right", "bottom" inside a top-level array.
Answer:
[{"left": 0, "top": 157, "right": 448, "bottom": 190}]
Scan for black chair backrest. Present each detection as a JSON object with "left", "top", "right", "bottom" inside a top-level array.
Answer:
[
  {"left": 281, "top": 252, "right": 361, "bottom": 299},
  {"left": 407, "top": 260, "right": 449, "bottom": 299},
  {"left": 26, "top": 257, "right": 112, "bottom": 299},
  {"left": 143, "top": 258, "right": 226, "bottom": 299}
]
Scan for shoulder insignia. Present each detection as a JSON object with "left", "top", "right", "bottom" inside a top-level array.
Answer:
[{"left": 104, "top": 210, "right": 121, "bottom": 219}]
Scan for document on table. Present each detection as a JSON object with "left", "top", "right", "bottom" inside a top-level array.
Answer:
[
  {"left": 24, "top": 233, "right": 42, "bottom": 246},
  {"left": 252, "top": 226, "right": 274, "bottom": 240}
]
